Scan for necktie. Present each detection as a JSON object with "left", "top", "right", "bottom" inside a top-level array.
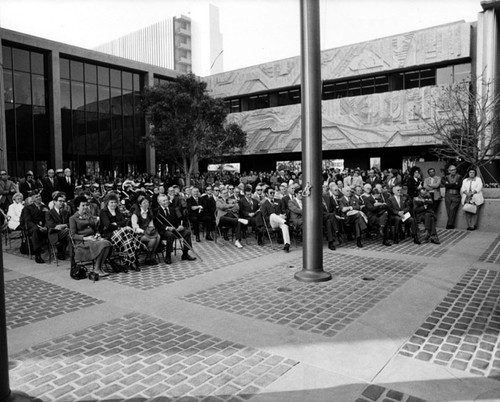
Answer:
[{"left": 67, "top": 177, "right": 70, "bottom": 185}]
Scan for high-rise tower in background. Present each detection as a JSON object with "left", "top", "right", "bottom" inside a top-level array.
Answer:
[{"left": 93, "top": 3, "right": 223, "bottom": 76}]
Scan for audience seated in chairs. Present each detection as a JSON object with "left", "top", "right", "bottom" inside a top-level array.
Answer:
[
  {"left": 20, "top": 191, "right": 49, "bottom": 263},
  {"left": 387, "top": 185, "right": 421, "bottom": 245},
  {"left": 215, "top": 187, "right": 247, "bottom": 248},
  {"left": 321, "top": 186, "right": 342, "bottom": 250},
  {"left": 131, "top": 195, "right": 161, "bottom": 267},
  {"left": 413, "top": 187, "right": 440, "bottom": 244},
  {"left": 260, "top": 187, "right": 290, "bottom": 252},
  {"left": 154, "top": 193, "right": 197, "bottom": 264},
  {"left": 45, "top": 192, "right": 70, "bottom": 260},
  {"left": 99, "top": 193, "right": 143, "bottom": 272},
  {"left": 69, "top": 195, "right": 112, "bottom": 276}
]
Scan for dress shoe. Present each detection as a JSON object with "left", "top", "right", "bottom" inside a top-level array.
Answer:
[
  {"left": 165, "top": 255, "right": 172, "bottom": 264},
  {"left": 413, "top": 235, "right": 421, "bottom": 245},
  {"left": 283, "top": 243, "right": 290, "bottom": 252},
  {"left": 356, "top": 238, "right": 363, "bottom": 248},
  {"left": 382, "top": 238, "right": 392, "bottom": 246},
  {"left": 328, "top": 241, "right": 336, "bottom": 251},
  {"left": 196, "top": 236, "right": 201, "bottom": 242},
  {"left": 181, "top": 254, "right": 196, "bottom": 261},
  {"left": 446, "top": 225, "right": 454, "bottom": 229},
  {"left": 35, "top": 255, "right": 45, "bottom": 264},
  {"left": 430, "top": 236, "right": 441, "bottom": 244},
  {"left": 206, "top": 234, "right": 213, "bottom": 241}
]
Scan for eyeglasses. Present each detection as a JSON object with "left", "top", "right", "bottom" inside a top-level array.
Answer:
[
  {"left": 228, "top": 187, "right": 234, "bottom": 190},
  {"left": 0, "top": 173, "right": 6, "bottom": 176},
  {"left": 214, "top": 189, "right": 220, "bottom": 192},
  {"left": 269, "top": 191, "right": 275, "bottom": 195},
  {"left": 256, "top": 188, "right": 262, "bottom": 191}
]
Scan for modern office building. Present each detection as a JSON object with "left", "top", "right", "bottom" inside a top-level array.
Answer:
[
  {"left": 0, "top": 1, "right": 499, "bottom": 179},
  {"left": 93, "top": 4, "right": 223, "bottom": 77}
]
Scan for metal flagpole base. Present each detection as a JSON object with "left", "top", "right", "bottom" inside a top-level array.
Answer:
[
  {"left": 1, "top": 391, "right": 42, "bottom": 402},
  {"left": 294, "top": 269, "right": 332, "bottom": 283}
]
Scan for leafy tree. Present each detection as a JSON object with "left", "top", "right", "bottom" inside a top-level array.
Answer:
[
  {"left": 421, "top": 77, "right": 500, "bottom": 182},
  {"left": 141, "top": 73, "right": 246, "bottom": 184}
]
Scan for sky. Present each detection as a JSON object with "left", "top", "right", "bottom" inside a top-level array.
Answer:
[{"left": 0, "top": 0, "right": 483, "bottom": 72}]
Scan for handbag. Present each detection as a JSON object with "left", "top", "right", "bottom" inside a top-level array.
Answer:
[{"left": 462, "top": 203, "right": 477, "bottom": 214}]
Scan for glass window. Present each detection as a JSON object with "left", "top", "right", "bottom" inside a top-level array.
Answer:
[
  {"left": 122, "top": 90, "right": 134, "bottom": 116},
  {"left": 110, "top": 87, "right": 122, "bottom": 115},
  {"left": 436, "top": 66, "right": 453, "bottom": 86},
  {"left": 70, "top": 60, "right": 84, "bottom": 82},
  {"left": 419, "top": 69, "right": 435, "bottom": 87},
  {"left": 31, "top": 75, "right": 46, "bottom": 106},
  {"left": 85, "top": 63, "right": 97, "bottom": 84},
  {"left": 98, "top": 66, "right": 109, "bottom": 86},
  {"left": 14, "top": 71, "right": 32, "bottom": 104},
  {"left": 33, "top": 105, "right": 49, "bottom": 156},
  {"left": 133, "top": 74, "right": 141, "bottom": 91},
  {"left": 98, "top": 85, "right": 110, "bottom": 114},
  {"left": 12, "top": 48, "right": 30, "bottom": 72},
  {"left": 122, "top": 72, "right": 133, "bottom": 90},
  {"left": 110, "top": 69, "right": 121, "bottom": 88},
  {"left": 2, "top": 46, "right": 12, "bottom": 69},
  {"left": 71, "top": 81, "right": 85, "bottom": 110},
  {"left": 16, "top": 104, "right": 34, "bottom": 156},
  {"left": 3, "top": 70, "right": 14, "bottom": 103},
  {"left": 60, "top": 58, "right": 70, "bottom": 80},
  {"left": 31, "top": 52, "right": 45, "bottom": 75},
  {"left": 334, "top": 81, "right": 348, "bottom": 98},
  {"left": 85, "top": 83, "right": 98, "bottom": 112},
  {"left": 61, "top": 80, "right": 71, "bottom": 109}
]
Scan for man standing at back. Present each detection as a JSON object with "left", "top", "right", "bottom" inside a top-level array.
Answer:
[{"left": 442, "top": 165, "right": 462, "bottom": 229}]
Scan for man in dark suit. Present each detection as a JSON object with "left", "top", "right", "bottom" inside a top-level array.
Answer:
[
  {"left": 19, "top": 171, "right": 42, "bottom": 200},
  {"left": 362, "top": 184, "right": 391, "bottom": 246},
  {"left": 238, "top": 185, "right": 262, "bottom": 244},
  {"left": 41, "top": 169, "right": 59, "bottom": 205},
  {"left": 20, "top": 191, "right": 49, "bottom": 263},
  {"left": 387, "top": 185, "right": 420, "bottom": 245},
  {"left": 45, "top": 192, "right": 70, "bottom": 260},
  {"left": 59, "top": 168, "right": 75, "bottom": 201},
  {"left": 199, "top": 186, "right": 216, "bottom": 240},
  {"left": 154, "top": 193, "right": 196, "bottom": 264},
  {"left": 186, "top": 187, "right": 207, "bottom": 242},
  {"left": 260, "top": 187, "right": 290, "bottom": 252},
  {"left": 338, "top": 186, "right": 367, "bottom": 247}
]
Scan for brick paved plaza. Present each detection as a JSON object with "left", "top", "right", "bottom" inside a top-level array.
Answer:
[{"left": 3, "top": 229, "right": 500, "bottom": 401}]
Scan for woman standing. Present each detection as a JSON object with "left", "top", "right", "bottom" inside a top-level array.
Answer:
[
  {"left": 70, "top": 195, "right": 112, "bottom": 276},
  {"left": 99, "top": 193, "right": 143, "bottom": 272},
  {"left": 131, "top": 195, "right": 161, "bottom": 266},
  {"left": 460, "top": 167, "right": 484, "bottom": 230}
]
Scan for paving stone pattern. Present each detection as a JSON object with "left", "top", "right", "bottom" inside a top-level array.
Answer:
[
  {"left": 355, "top": 384, "right": 428, "bottom": 402},
  {"left": 107, "top": 241, "right": 279, "bottom": 290},
  {"left": 399, "top": 268, "right": 500, "bottom": 380},
  {"left": 5, "top": 276, "right": 105, "bottom": 330},
  {"left": 343, "top": 229, "right": 468, "bottom": 258},
  {"left": 479, "top": 234, "right": 500, "bottom": 264},
  {"left": 10, "top": 312, "right": 298, "bottom": 401},
  {"left": 182, "top": 253, "right": 426, "bottom": 338}
]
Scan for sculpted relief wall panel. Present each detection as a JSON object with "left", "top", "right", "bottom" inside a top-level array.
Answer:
[
  {"left": 229, "top": 87, "right": 443, "bottom": 155},
  {"left": 205, "top": 21, "right": 470, "bottom": 97}
]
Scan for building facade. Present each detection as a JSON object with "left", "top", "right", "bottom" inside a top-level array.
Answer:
[
  {"left": 0, "top": 28, "right": 178, "bottom": 178},
  {"left": 1, "top": 2, "right": 499, "bottom": 179}
]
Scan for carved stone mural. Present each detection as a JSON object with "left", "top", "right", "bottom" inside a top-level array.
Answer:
[
  {"left": 228, "top": 86, "right": 443, "bottom": 155},
  {"left": 205, "top": 21, "right": 470, "bottom": 97}
]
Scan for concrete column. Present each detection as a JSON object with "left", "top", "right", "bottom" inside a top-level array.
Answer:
[
  {"left": 294, "top": 0, "right": 331, "bottom": 283},
  {"left": 0, "top": 38, "right": 7, "bottom": 170},
  {"left": 145, "top": 72, "right": 156, "bottom": 175},
  {"left": 48, "top": 51, "right": 63, "bottom": 169}
]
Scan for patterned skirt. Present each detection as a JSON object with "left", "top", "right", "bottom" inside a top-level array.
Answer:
[{"left": 110, "top": 227, "right": 144, "bottom": 264}]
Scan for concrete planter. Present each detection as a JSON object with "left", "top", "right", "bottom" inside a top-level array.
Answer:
[{"left": 483, "top": 188, "right": 500, "bottom": 199}]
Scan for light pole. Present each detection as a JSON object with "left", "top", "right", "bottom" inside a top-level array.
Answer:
[{"left": 295, "top": 0, "right": 332, "bottom": 283}]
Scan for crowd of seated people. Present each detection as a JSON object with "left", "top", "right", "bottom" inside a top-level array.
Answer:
[{"left": 0, "top": 163, "right": 467, "bottom": 268}]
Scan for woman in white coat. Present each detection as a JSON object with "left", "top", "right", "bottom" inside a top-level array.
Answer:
[{"left": 460, "top": 167, "right": 484, "bottom": 230}]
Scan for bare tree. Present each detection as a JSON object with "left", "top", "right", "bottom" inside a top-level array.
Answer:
[{"left": 421, "top": 77, "right": 500, "bottom": 182}]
